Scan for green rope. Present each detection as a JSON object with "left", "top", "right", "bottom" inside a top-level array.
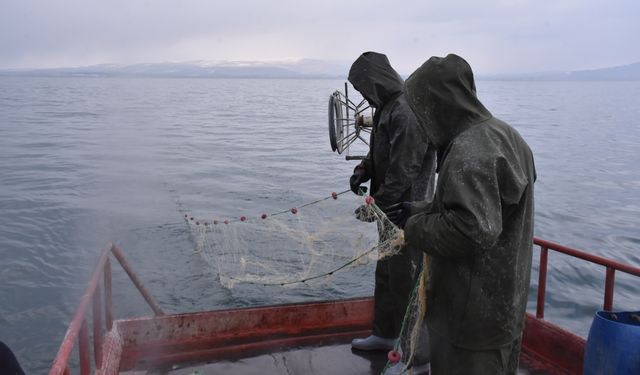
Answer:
[
  {"left": 381, "top": 267, "right": 424, "bottom": 374},
  {"left": 226, "top": 243, "right": 379, "bottom": 286}
]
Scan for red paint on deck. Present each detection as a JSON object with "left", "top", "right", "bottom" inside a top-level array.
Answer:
[
  {"left": 116, "top": 298, "right": 374, "bottom": 370},
  {"left": 522, "top": 314, "right": 586, "bottom": 375},
  {"left": 98, "top": 329, "right": 123, "bottom": 375}
]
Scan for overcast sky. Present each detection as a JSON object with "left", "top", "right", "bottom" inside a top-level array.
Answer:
[{"left": 1, "top": 0, "right": 638, "bottom": 75}]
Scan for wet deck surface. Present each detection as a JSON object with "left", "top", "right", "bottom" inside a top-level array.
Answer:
[
  {"left": 163, "top": 344, "right": 388, "bottom": 375},
  {"left": 132, "top": 343, "right": 551, "bottom": 375}
]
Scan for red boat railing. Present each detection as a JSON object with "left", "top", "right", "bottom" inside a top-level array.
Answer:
[
  {"left": 533, "top": 237, "right": 640, "bottom": 319},
  {"left": 517, "top": 238, "right": 640, "bottom": 375},
  {"left": 49, "top": 243, "right": 164, "bottom": 375}
]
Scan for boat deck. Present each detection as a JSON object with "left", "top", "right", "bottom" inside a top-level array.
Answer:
[
  {"left": 123, "top": 341, "right": 386, "bottom": 375},
  {"left": 123, "top": 342, "right": 551, "bottom": 375},
  {"left": 103, "top": 297, "right": 579, "bottom": 375}
]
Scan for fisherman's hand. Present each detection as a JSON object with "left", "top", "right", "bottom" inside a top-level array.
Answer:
[
  {"left": 354, "top": 205, "right": 376, "bottom": 222},
  {"left": 384, "top": 201, "right": 432, "bottom": 228},
  {"left": 350, "top": 166, "right": 370, "bottom": 195}
]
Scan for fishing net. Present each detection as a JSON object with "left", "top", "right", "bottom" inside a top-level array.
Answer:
[
  {"left": 382, "top": 256, "right": 430, "bottom": 375},
  {"left": 183, "top": 190, "right": 404, "bottom": 289},
  {"left": 183, "top": 189, "right": 428, "bottom": 374}
]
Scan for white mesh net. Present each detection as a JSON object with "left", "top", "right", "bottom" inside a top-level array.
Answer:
[
  {"left": 183, "top": 190, "right": 427, "bottom": 374},
  {"left": 184, "top": 191, "right": 404, "bottom": 289}
]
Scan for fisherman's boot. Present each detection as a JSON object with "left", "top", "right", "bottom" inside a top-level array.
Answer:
[{"left": 351, "top": 335, "right": 397, "bottom": 351}]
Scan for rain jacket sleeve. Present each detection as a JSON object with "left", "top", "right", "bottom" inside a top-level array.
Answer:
[
  {"left": 353, "top": 153, "right": 372, "bottom": 180},
  {"left": 404, "top": 136, "right": 529, "bottom": 257},
  {"left": 372, "top": 104, "right": 430, "bottom": 208}
]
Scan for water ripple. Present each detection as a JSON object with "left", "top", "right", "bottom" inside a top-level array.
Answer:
[{"left": 0, "top": 77, "right": 639, "bottom": 373}]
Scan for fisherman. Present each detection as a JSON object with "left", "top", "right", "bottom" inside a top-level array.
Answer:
[
  {"left": 0, "top": 341, "right": 25, "bottom": 375},
  {"left": 347, "top": 51, "right": 436, "bottom": 372},
  {"left": 386, "top": 54, "right": 536, "bottom": 375}
]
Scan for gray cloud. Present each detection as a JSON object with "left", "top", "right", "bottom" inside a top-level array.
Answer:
[{"left": 1, "top": 0, "right": 638, "bottom": 74}]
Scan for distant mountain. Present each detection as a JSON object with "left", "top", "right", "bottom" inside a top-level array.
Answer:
[
  {"left": 3, "top": 60, "right": 639, "bottom": 80},
  {"left": 564, "top": 62, "right": 640, "bottom": 80},
  {"left": 481, "top": 62, "right": 640, "bottom": 81},
  {"left": 0, "top": 59, "right": 351, "bottom": 79}
]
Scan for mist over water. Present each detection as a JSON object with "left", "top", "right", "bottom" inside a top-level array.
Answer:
[{"left": 0, "top": 77, "right": 639, "bottom": 373}]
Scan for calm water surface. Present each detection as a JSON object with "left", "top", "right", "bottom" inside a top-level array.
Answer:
[{"left": 0, "top": 77, "right": 639, "bottom": 373}]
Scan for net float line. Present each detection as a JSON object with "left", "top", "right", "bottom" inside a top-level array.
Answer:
[
  {"left": 184, "top": 187, "right": 399, "bottom": 288},
  {"left": 182, "top": 189, "right": 375, "bottom": 227}
]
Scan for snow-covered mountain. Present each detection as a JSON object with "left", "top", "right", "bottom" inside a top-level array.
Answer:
[{"left": 0, "top": 59, "right": 351, "bottom": 79}]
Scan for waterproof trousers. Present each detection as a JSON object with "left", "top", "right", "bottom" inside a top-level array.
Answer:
[
  {"left": 428, "top": 329, "right": 522, "bottom": 375},
  {"left": 372, "top": 242, "right": 430, "bottom": 365},
  {"left": 372, "top": 241, "right": 415, "bottom": 339}
]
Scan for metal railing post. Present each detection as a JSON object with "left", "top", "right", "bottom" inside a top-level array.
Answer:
[
  {"left": 49, "top": 245, "right": 111, "bottom": 375},
  {"left": 104, "top": 257, "right": 113, "bottom": 330},
  {"left": 79, "top": 319, "right": 91, "bottom": 375},
  {"left": 110, "top": 245, "right": 165, "bottom": 316},
  {"left": 604, "top": 267, "right": 616, "bottom": 311},
  {"left": 536, "top": 246, "right": 549, "bottom": 319},
  {"left": 93, "top": 286, "right": 103, "bottom": 368}
]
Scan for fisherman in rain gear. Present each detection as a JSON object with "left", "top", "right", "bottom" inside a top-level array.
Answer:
[
  {"left": 0, "top": 341, "right": 25, "bottom": 375},
  {"left": 386, "top": 54, "right": 536, "bottom": 375},
  {"left": 347, "top": 52, "right": 436, "bottom": 371}
]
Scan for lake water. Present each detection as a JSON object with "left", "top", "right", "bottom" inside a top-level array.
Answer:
[{"left": 1, "top": 77, "right": 639, "bottom": 373}]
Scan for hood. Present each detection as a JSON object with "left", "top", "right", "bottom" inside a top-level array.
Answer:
[
  {"left": 404, "top": 54, "right": 491, "bottom": 151},
  {"left": 348, "top": 52, "right": 404, "bottom": 109}
]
